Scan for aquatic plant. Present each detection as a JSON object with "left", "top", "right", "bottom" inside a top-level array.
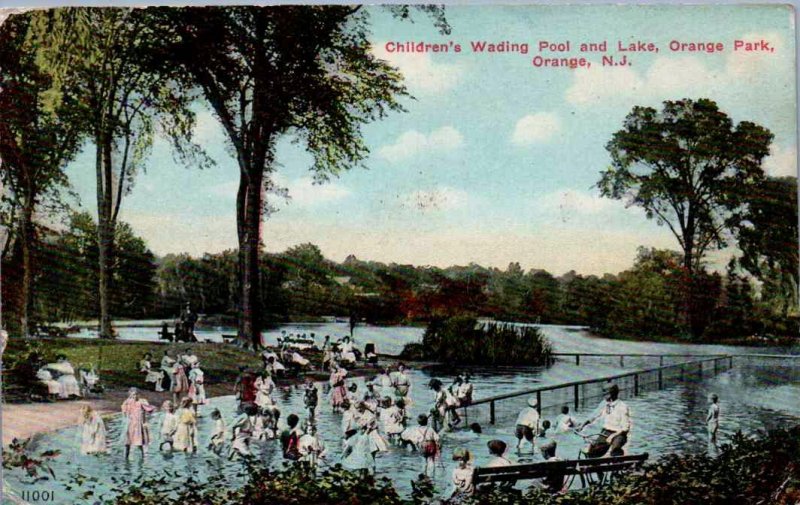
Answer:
[
  {"left": 2, "top": 437, "right": 60, "bottom": 482},
  {"left": 401, "top": 316, "right": 553, "bottom": 366}
]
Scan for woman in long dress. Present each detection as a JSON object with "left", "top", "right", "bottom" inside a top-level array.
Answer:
[
  {"left": 329, "top": 365, "right": 348, "bottom": 412},
  {"left": 188, "top": 362, "right": 206, "bottom": 414},
  {"left": 121, "top": 388, "right": 155, "bottom": 460},
  {"left": 139, "top": 353, "right": 163, "bottom": 392},
  {"left": 173, "top": 397, "right": 198, "bottom": 453},
  {"left": 357, "top": 402, "right": 388, "bottom": 465},
  {"left": 51, "top": 356, "right": 82, "bottom": 398},
  {"left": 254, "top": 371, "right": 276, "bottom": 410},
  {"left": 79, "top": 405, "right": 107, "bottom": 454},
  {"left": 171, "top": 361, "right": 189, "bottom": 405}
]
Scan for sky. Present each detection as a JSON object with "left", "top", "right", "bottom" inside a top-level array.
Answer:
[{"left": 58, "top": 4, "right": 797, "bottom": 276}]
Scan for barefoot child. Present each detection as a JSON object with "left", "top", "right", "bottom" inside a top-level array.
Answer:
[
  {"left": 304, "top": 380, "right": 319, "bottom": 419},
  {"left": 159, "top": 400, "right": 178, "bottom": 451},
  {"left": 208, "top": 408, "right": 226, "bottom": 455},
  {"left": 707, "top": 393, "right": 720, "bottom": 444},
  {"left": 174, "top": 397, "right": 198, "bottom": 453},
  {"left": 515, "top": 396, "right": 539, "bottom": 453},
  {"left": 416, "top": 414, "right": 440, "bottom": 476},
  {"left": 229, "top": 404, "right": 256, "bottom": 460},
  {"left": 79, "top": 404, "right": 107, "bottom": 454}
]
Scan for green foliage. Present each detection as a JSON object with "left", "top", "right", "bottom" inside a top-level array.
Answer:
[
  {"left": 2, "top": 437, "right": 61, "bottom": 482},
  {"left": 737, "top": 176, "right": 799, "bottom": 318},
  {"left": 600, "top": 98, "right": 773, "bottom": 274},
  {"left": 405, "top": 316, "right": 553, "bottom": 366},
  {"left": 92, "top": 427, "right": 800, "bottom": 504}
]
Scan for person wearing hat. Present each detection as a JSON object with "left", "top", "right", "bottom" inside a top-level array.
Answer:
[
  {"left": 449, "top": 448, "right": 475, "bottom": 500},
  {"left": 515, "top": 396, "right": 541, "bottom": 452},
  {"left": 580, "top": 383, "right": 631, "bottom": 457}
]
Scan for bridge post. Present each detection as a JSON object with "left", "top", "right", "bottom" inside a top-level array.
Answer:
[
  {"left": 576, "top": 355, "right": 580, "bottom": 366},
  {"left": 729, "top": 356, "right": 733, "bottom": 369},
  {"left": 634, "top": 374, "right": 639, "bottom": 396},
  {"left": 574, "top": 384, "right": 579, "bottom": 410},
  {"left": 536, "top": 391, "right": 542, "bottom": 415},
  {"left": 698, "top": 361, "right": 703, "bottom": 377},
  {"left": 714, "top": 358, "right": 718, "bottom": 375},
  {"left": 620, "top": 355, "right": 624, "bottom": 367},
  {"left": 490, "top": 400, "right": 495, "bottom": 425},
  {"left": 658, "top": 369, "right": 663, "bottom": 389},
  {"left": 660, "top": 356, "right": 664, "bottom": 367}
]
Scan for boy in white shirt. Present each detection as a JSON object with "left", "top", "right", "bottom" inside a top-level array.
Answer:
[{"left": 515, "top": 396, "right": 540, "bottom": 452}]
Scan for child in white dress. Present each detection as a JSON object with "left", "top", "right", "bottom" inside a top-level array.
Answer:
[
  {"left": 79, "top": 405, "right": 107, "bottom": 454},
  {"left": 159, "top": 400, "right": 178, "bottom": 451},
  {"left": 208, "top": 408, "right": 226, "bottom": 455}
]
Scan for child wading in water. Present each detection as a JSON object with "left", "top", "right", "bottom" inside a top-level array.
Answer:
[
  {"left": 79, "top": 404, "right": 107, "bottom": 454},
  {"left": 707, "top": 393, "right": 720, "bottom": 445},
  {"left": 159, "top": 400, "right": 178, "bottom": 451},
  {"left": 556, "top": 405, "right": 577, "bottom": 433},
  {"left": 304, "top": 380, "right": 319, "bottom": 420},
  {"left": 416, "top": 414, "right": 440, "bottom": 476},
  {"left": 208, "top": 409, "right": 226, "bottom": 455},
  {"left": 229, "top": 403, "right": 256, "bottom": 460},
  {"left": 515, "top": 396, "right": 540, "bottom": 453},
  {"left": 174, "top": 397, "right": 198, "bottom": 453}
]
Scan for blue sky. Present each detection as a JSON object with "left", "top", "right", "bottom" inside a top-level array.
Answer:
[{"left": 59, "top": 4, "right": 797, "bottom": 275}]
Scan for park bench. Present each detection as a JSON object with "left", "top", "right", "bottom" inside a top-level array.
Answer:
[{"left": 473, "top": 453, "right": 649, "bottom": 491}]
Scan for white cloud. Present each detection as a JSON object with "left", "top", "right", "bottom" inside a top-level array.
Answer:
[
  {"left": 372, "top": 43, "right": 463, "bottom": 94},
  {"left": 566, "top": 31, "right": 786, "bottom": 107},
  {"left": 511, "top": 112, "right": 562, "bottom": 145},
  {"left": 401, "top": 186, "right": 469, "bottom": 212},
  {"left": 284, "top": 176, "right": 351, "bottom": 206},
  {"left": 764, "top": 144, "right": 798, "bottom": 177},
  {"left": 377, "top": 126, "right": 464, "bottom": 162}
]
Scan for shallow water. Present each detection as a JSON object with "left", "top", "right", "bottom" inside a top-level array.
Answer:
[{"left": 4, "top": 325, "right": 799, "bottom": 503}]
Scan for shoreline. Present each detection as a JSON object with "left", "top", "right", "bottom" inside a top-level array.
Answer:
[{"left": 1, "top": 355, "right": 398, "bottom": 446}]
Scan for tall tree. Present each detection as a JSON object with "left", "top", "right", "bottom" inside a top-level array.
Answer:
[
  {"left": 737, "top": 176, "right": 798, "bottom": 317},
  {"left": 29, "top": 8, "right": 205, "bottom": 337},
  {"left": 0, "top": 14, "right": 84, "bottom": 336},
  {"left": 152, "top": 6, "right": 448, "bottom": 348},
  {"left": 599, "top": 99, "right": 773, "bottom": 337}
]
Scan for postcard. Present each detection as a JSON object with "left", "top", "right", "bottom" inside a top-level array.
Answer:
[{"left": 1, "top": 3, "right": 797, "bottom": 504}]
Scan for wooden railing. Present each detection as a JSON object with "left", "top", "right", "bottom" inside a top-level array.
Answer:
[{"left": 467, "top": 355, "right": 734, "bottom": 424}]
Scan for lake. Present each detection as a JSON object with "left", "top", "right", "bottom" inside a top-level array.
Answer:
[{"left": 4, "top": 324, "right": 799, "bottom": 503}]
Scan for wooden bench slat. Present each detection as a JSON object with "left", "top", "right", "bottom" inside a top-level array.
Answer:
[{"left": 473, "top": 453, "right": 648, "bottom": 484}]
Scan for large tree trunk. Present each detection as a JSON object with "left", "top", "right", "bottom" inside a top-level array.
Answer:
[
  {"left": 18, "top": 200, "right": 33, "bottom": 338},
  {"left": 96, "top": 137, "right": 114, "bottom": 338},
  {"left": 238, "top": 168, "right": 264, "bottom": 349}
]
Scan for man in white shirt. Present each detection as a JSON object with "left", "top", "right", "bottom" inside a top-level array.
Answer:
[{"left": 580, "top": 383, "right": 631, "bottom": 457}]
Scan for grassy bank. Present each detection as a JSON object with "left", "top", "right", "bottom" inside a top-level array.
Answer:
[{"left": 2, "top": 338, "right": 263, "bottom": 401}]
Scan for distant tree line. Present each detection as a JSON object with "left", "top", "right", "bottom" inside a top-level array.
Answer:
[{"left": 4, "top": 219, "right": 797, "bottom": 342}]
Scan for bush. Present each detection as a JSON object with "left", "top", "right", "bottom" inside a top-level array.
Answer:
[
  {"left": 401, "top": 316, "right": 553, "bottom": 366},
  {"left": 101, "top": 427, "right": 800, "bottom": 504}
]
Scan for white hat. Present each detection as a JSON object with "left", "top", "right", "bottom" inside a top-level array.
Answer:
[{"left": 528, "top": 396, "right": 538, "bottom": 408}]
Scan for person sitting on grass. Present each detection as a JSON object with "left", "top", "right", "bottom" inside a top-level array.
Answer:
[{"left": 515, "top": 396, "right": 540, "bottom": 453}]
